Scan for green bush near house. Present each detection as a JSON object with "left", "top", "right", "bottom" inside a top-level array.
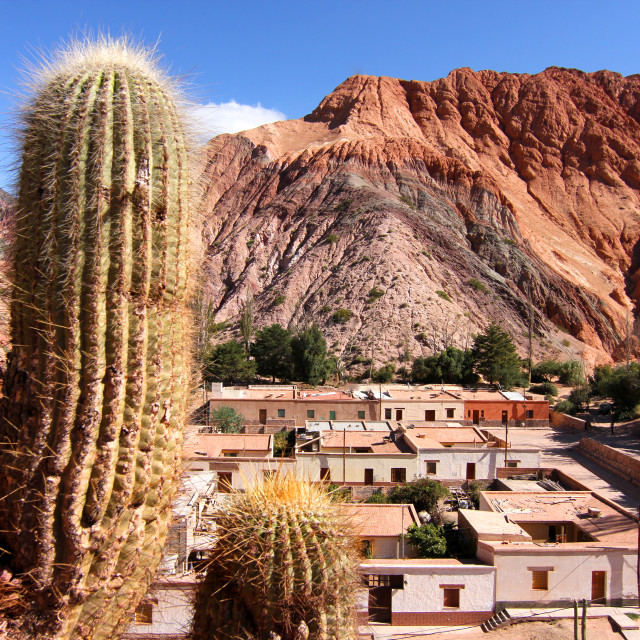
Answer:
[
  {"left": 212, "top": 406, "right": 244, "bottom": 434},
  {"left": 407, "top": 523, "right": 447, "bottom": 558}
]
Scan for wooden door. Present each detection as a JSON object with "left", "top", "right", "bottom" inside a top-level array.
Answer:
[
  {"left": 592, "top": 571, "right": 606, "bottom": 603},
  {"left": 472, "top": 410, "right": 480, "bottom": 424},
  {"left": 395, "top": 409, "right": 403, "bottom": 420},
  {"left": 368, "top": 587, "right": 392, "bottom": 623},
  {"left": 217, "top": 472, "right": 233, "bottom": 492},
  {"left": 466, "top": 463, "right": 476, "bottom": 480},
  {"left": 424, "top": 410, "right": 436, "bottom": 421},
  {"left": 259, "top": 409, "right": 267, "bottom": 425},
  {"left": 364, "top": 468, "right": 374, "bottom": 485}
]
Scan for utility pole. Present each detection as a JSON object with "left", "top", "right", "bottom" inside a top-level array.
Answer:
[
  {"left": 527, "top": 284, "right": 533, "bottom": 386},
  {"left": 627, "top": 310, "right": 631, "bottom": 369},
  {"left": 581, "top": 599, "right": 587, "bottom": 640},
  {"left": 342, "top": 428, "right": 346, "bottom": 485},
  {"left": 637, "top": 505, "right": 640, "bottom": 609},
  {"left": 573, "top": 600, "right": 579, "bottom": 640},
  {"left": 504, "top": 420, "right": 509, "bottom": 467}
]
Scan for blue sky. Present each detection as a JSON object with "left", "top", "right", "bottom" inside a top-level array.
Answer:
[{"left": 1, "top": 0, "right": 639, "bottom": 192}]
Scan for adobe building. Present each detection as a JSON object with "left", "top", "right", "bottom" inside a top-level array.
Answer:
[
  {"left": 400, "top": 424, "right": 542, "bottom": 481},
  {"left": 464, "top": 491, "right": 638, "bottom": 608},
  {"left": 459, "top": 389, "right": 549, "bottom": 427},
  {"left": 359, "top": 559, "right": 496, "bottom": 626},
  {"left": 344, "top": 503, "right": 420, "bottom": 559}
]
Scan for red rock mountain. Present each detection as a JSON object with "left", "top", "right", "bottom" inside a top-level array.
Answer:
[{"left": 198, "top": 68, "right": 640, "bottom": 370}]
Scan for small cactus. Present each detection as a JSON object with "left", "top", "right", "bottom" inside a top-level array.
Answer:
[
  {"left": 0, "top": 38, "right": 192, "bottom": 639},
  {"left": 192, "top": 475, "right": 362, "bottom": 640}
]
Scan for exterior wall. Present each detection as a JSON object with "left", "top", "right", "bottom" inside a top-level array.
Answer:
[
  {"left": 365, "top": 536, "right": 416, "bottom": 559},
  {"left": 209, "top": 398, "right": 378, "bottom": 424},
  {"left": 578, "top": 437, "right": 640, "bottom": 488},
  {"left": 417, "top": 448, "right": 541, "bottom": 480},
  {"left": 296, "top": 453, "right": 417, "bottom": 484},
  {"left": 550, "top": 409, "right": 586, "bottom": 431},
  {"left": 464, "top": 400, "right": 549, "bottom": 424},
  {"left": 359, "top": 562, "right": 495, "bottom": 626},
  {"left": 124, "top": 583, "right": 195, "bottom": 638},
  {"left": 480, "top": 543, "right": 638, "bottom": 607},
  {"left": 379, "top": 400, "right": 465, "bottom": 422},
  {"left": 193, "top": 458, "right": 297, "bottom": 491}
]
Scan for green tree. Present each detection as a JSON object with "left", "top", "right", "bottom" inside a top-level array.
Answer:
[
  {"left": 203, "top": 340, "right": 257, "bottom": 384},
  {"left": 472, "top": 322, "right": 524, "bottom": 388},
  {"left": 590, "top": 363, "right": 640, "bottom": 418},
  {"left": 291, "top": 324, "right": 332, "bottom": 385},
  {"left": 251, "top": 323, "right": 294, "bottom": 382},
  {"left": 411, "top": 347, "right": 478, "bottom": 384},
  {"left": 212, "top": 406, "right": 244, "bottom": 433},
  {"left": 372, "top": 363, "right": 396, "bottom": 383},
  {"left": 387, "top": 478, "right": 450, "bottom": 515},
  {"left": 406, "top": 523, "right": 448, "bottom": 558}
]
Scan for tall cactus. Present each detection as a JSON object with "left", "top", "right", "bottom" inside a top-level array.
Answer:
[
  {"left": 192, "top": 475, "right": 362, "bottom": 640},
  {"left": 0, "top": 38, "right": 192, "bottom": 639}
]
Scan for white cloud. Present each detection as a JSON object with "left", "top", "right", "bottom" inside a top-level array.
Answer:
[{"left": 190, "top": 101, "right": 287, "bottom": 141}]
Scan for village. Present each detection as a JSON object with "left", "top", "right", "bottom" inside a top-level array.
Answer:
[{"left": 123, "top": 383, "right": 640, "bottom": 640}]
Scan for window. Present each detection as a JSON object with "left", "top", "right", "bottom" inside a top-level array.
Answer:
[
  {"left": 384, "top": 408, "right": 392, "bottom": 419},
  {"left": 361, "top": 539, "right": 373, "bottom": 558},
  {"left": 320, "top": 467, "right": 331, "bottom": 482},
  {"left": 355, "top": 447, "right": 370, "bottom": 453},
  {"left": 467, "top": 410, "right": 471, "bottom": 417},
  {"left": 480, "top": 410, "right": 485, "bottom": 418},
  {"left": 426, "top": 461, "right": 437, "bottom": 475},
  {"left": 222, "top": 451, "right": 238, "bottom": 457},
  {"left": 329, "top": 410, "right": 336, "bottom": 420},
  {"left": 395, "top": 409, "right": 404, "bottom": 420},
  {"left": 531, "top": 570, "right": 549, "bottom": 590},
  {"left": 446, "top": 408, "right": 455, "bottom": 418},
  {"left": 134, "top": 603, "right": 153, "bottom": 624},
  {"left": 506, "top": 461, "right": 518, "bottom": 468},
  {"left": 526, "top": 410, "right": 534, "bottom": 419},
  {"left": 391, "top": 468, "right": 406, "bottom": 483},
  {"left": 442, "top": 588, "right": 460, "bottom": 608},
  {"left": 358, "top": 410, "right": 365, "bottom": 419},
  {"left": 277, "top": 409, "right": 285, "bottom": 418},
  {"left": 307, "top": 410, "right": 315, "bottom": 419},
  {"left": 367, "top": 575, "right": 404, "bottom": 589},
  {"left": 425, "top": 410, "right": 436, "bottom": 421},
  {"left": 263, "top": 470, "right": 275, "bottom": 479}
]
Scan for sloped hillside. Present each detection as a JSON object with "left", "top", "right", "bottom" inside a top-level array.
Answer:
[{"left": 197, "top": 68, "right": 640, "bottom": 370}]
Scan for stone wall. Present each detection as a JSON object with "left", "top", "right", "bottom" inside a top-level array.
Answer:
[{"left": 577, "top": 438, "right": 640, "bottom": 487}]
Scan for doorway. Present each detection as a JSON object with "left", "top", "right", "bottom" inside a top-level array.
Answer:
[
  {"left": 472, "top": 410, "right": 480, "bottom": 425},
  {"left": 217, "top": 472, "right": 233, "bottom": 492},
  {"left": 368, "top": 580, "right": 392, "bottom": 623},
  {"left": 364, "top": 469, "right": 374, "bottom": 485},
  {"left": 466, "top": 463, "right": 476, "bottom": 480},
  {"left": 395, "top": 409, "right": 404, "bottom": 420},
  {"left": 259, "top": 409, "right": 267, "bottom": 425},
  {"left": 591, "top": 571, "right": 606, "bottom": 603},
  {"left": 424, "top": 410, "right": 436, "bottom": 421}
]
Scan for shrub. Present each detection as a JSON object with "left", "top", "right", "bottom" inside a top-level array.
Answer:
[
  {"left": 372, "top": 363, "right": 396, "bottom": 383},
  {"left": 320, "top": 304, "right": 332, "bottom": 313},
  {"left": 325, "top": 233, "right": 340, "bottom": 245},
  {"left": 436, "top": 290, "right": 452, "bottom": 302},
  {"left": 388, "top": 478, "right": 450, "bottom": 516},
  {"left": 332, "top": 308, "right": 353, "bottom": 324},
  {"left": 407, "top": 523, "right": 447, "bottom": 558},
  {"left": 335, "top": 198, "right": 352, "bottom": 213},
  {"left": 400, "top": 194, "right": 415, "bottom": 209},
  {"left": 273, "top": 294, "right": 286, "bottom": 306},
  {"left": 529, "top": 382, "right": 559, "bottom": 397},
  {"left": 399, "top": 302, "right": 409, "bottom": 309},
  {"left": 467, "top": 278, "right": 488, "bottom": 293},
  {"left": 367, "top": 286, "right": 385, "bottom": 302},
  {"left": 212, "top": 406, "right": 244, "bottom": 434}
]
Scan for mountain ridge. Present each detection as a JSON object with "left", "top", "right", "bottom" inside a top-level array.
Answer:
[{"left": 197, "top": 67, "right": 640, "bottom": 371}]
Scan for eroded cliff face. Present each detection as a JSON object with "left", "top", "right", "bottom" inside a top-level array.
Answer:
[{"left": 198, "top": 68, "right": 640, "bottom": 370}]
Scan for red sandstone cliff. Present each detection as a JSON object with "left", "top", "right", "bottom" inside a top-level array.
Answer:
[{"left": 198, "top": 68, "right": 640, "bottom": 370}]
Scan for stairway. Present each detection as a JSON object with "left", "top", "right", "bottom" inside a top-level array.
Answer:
[{"left": 481, "top": 610, "right": 512, "bottom": 632}]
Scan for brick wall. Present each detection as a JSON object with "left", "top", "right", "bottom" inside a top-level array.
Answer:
[
  {"left": 577, "top": 437, "right": 640, "bottom": 487},
  {"left": 550, "top": 410, "right": 586, "bottom": 431},
  {"left": 391, "top": 611, "right": 493, "bottom": 626}
]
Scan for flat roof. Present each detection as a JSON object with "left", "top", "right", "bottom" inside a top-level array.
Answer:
[
  {"left": 186, "top": 433, "right": 272, "bottom": 458},
  {"left": 482, "top": 491, "right": 637, "bottom": 545},
  {"left": 458, "top": 508, "right": 532, "bottom": 540},
  {"left": 320, "top": 431, "right": 414, "bottom": 454},
  {"left": 402, "top": 426, "right": 486, "bottom": 449},
  {"left": 344, "top": 503, "right": 419, "bottom": 537}
]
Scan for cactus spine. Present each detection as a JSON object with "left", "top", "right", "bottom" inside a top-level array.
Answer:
[
  {"left": 192, "top": 475, "right": 362, "bottom": 640},
  {"left": 0, "top": 39, "right": 191, "bottom": 639}
]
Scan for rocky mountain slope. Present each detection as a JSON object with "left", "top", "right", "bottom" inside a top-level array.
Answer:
[{"left": 198, "top": 67, "right": 640, "bottom": 371}]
